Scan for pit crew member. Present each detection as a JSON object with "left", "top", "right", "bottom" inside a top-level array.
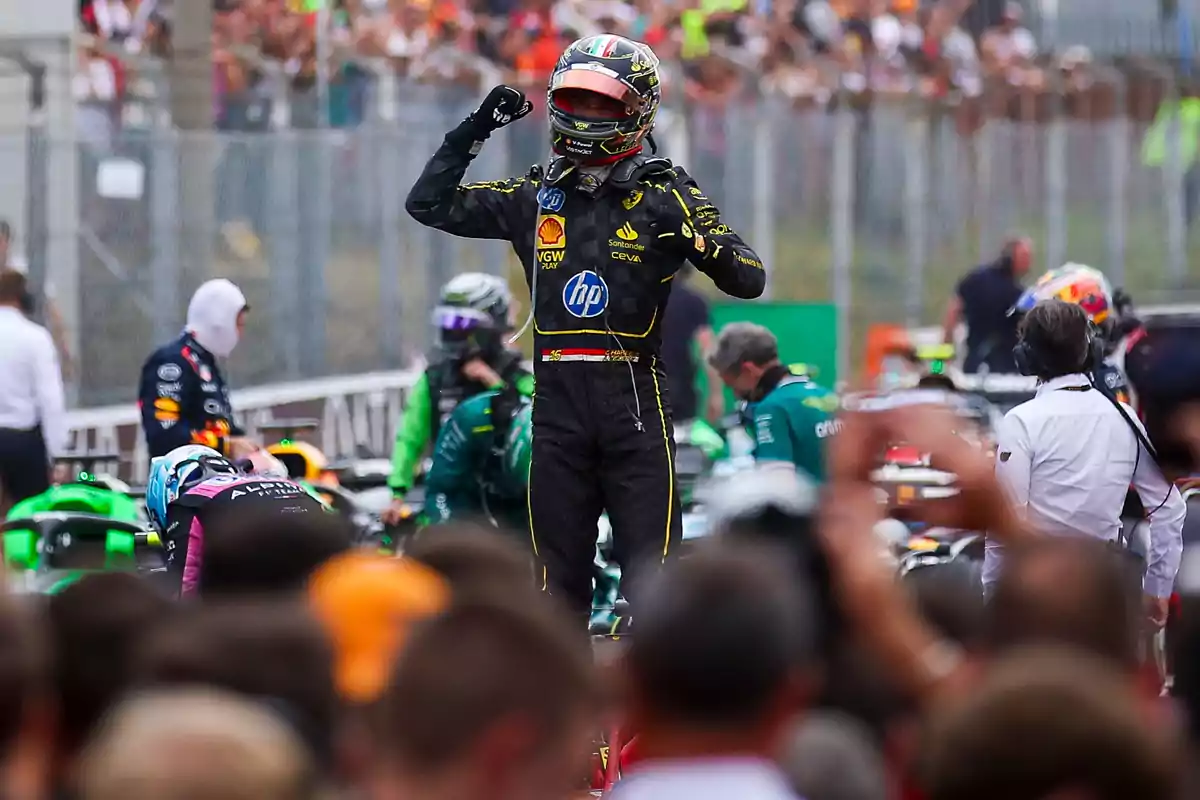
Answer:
[
  {"left": 424, "top": 384, "right": 532, "bottom": 532},
  {"left": 405, "top": 34, "right": 766, "bottom": 617},
  {"left": 138, "top": 279, "right": 257, "bottom": 459},
  {"left": 383, "top": 273, "right": 533, "bottom": 524},
  {"left": 710, "top": 322, "right": 839, "bottom": 482}
]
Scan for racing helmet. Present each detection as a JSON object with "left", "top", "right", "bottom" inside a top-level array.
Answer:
[
  {"left": 145, "top": 445, "right": 239, "bottom": 533},
  {"left": 235, "top": 450, "right": 291, "bottom": 480},
  {"left": 1011, "top": 263, "right": 1114, "bottom": 325},
  {"left": 265, "top": 440, "right": 334, "bottom": 484},
  {"left": 434, "top": 273, "right": 513, "bottom": 357},
  {"left": 547, "top": 34, "right": 661, "bottom": 163}
]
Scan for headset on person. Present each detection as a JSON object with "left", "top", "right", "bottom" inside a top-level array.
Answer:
[{"left": 1014, "top": 321, "right": 1173, "bottom": 516}]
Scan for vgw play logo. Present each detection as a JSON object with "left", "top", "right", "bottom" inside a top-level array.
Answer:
[{"left": 562, "top": 271, "right": 609, "bottom": 318}]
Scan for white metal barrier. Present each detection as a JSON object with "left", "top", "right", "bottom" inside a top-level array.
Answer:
[{"left": 64, "top": 367, "right": 423, "bottom": 481}]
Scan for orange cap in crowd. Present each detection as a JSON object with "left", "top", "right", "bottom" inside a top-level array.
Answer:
[{"left": 308, "top": 552, "right": 450, "bottom": 703}]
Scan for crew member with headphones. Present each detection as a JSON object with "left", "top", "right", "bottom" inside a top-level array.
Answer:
[
  {"left": 989, "top": 298, "right": 1185, "bottom": 632},
  {"left": 941, "top": 234, "right": 1034, "bottom": 374}
]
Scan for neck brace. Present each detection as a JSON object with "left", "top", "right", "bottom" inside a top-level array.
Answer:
[{"left": 185, "top": 279, "right": 246, "bottom": 358}]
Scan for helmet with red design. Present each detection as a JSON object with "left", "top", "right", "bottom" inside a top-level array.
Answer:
[
  {"left": 1011, "top": 263, "right": 1114, "bottom": 325},
  {"left": 547, "top": 34, "right": 662, "bottom": 164}
]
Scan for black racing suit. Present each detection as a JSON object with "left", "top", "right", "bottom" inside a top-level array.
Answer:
[
  {"left": 406, "top": 118, "right": 766, "bottom": 617},
  {"left": 138, "top": 333, "right": 243, "bottom": 458},
  {"left": 164, "top": 474, "right": 327, "bottom": 597}
]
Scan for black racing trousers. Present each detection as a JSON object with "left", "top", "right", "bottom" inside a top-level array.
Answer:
[{"left": 528, "top": 359, "right": 682, "bottom": 619}]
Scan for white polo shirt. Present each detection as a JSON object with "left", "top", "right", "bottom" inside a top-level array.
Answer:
[
  {"left": 607, "top": 758, "right": 803, "bottom": 800},
  {"left": 988, "top": 373, "right": 1186, "bottom": 598},
  {"left": 0, "top": 306, "right": 67, "bottom": 457}
]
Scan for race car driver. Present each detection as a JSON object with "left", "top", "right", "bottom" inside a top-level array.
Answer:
[
  {"left": 138, "top": 279, "right": 258, "bottom": 459},
  {"left": 146, "top": 445, "right": 330, "bottom": 597},
  {"left": 423, "top": 383, "right": 531, "bottom": 532},
  {"left": 710, "top": 323, "right": 839, "bottom": 482},
  {"left": 405, "top": 34, "right": 765, "bottom": 618},
  {"left": 1010, "top": 263, "right": 1132, "bottom": 403},
  {"left": 383, "top": 273, "right": 533, "bottom": 524}
]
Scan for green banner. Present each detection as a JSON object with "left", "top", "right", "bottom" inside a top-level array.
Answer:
[{"left": 705, "top": 301, "right": 839, "bottom": 408}]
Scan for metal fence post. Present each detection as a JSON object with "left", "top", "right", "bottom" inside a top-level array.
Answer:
[
  {"left": 1106, "top": 69, "right": 1129, "bottom": 287},
  {"left": 149, "top": 93, "right": 181, "bottom": 345},
  {"left": 974, "top": 117, "right": 995, "bottom": 262},
  {"left": 1045, "top": 77, "right": 1068, "bottom": 272},
  {"left": 267, "top": 68, "right": 302, "bottom": 380},
  {"left": 23, "top": 58, "right": 47, "bottom": 321},
  {"left": 752, "top": 95, "right": 776, "bottom": 299},
  {"left": 298, "top": 127, "right": 332, "bottom": 376},
  {"left": 830, "top": 98, "right": 857, "bottom": 382},
  {"left": 903, "top": 101, "right": 929, "bottom": 327},
  {"left": 375, "top": 65, "right": 403, "bottom": 368}
]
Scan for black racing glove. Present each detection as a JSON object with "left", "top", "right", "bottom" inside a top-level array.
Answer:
[
  {"left": 467, "top": 85, "right": 533, "bottom": 137},
  {"left": 655, "top": 204, "right": 713, "bottom": 262}
]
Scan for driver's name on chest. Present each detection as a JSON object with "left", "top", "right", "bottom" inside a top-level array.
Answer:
[{"left": 533, "top": 213, "right": 648, "bottom": 270}]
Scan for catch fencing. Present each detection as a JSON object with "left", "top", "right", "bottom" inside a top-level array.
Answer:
[{"left": 8, "top": 63, "right": 1200, "bottom": 404}]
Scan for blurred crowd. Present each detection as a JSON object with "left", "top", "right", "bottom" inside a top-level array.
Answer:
[
  {"left": 73, "top": 0, "right": 1147, "bottom": 130},
  {"left": 2, "top": 401, "right": 1200, "bottom": 800}
]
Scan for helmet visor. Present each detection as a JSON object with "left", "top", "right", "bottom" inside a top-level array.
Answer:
[
  {"left": 432, "top": 306, "right": 495, "bottom": 353},
  {"left": 432, "top": 305, "right": 493, "bottom": 333},
  {"left": 550, "top": 68, "right": 641, "bottom": 118}
]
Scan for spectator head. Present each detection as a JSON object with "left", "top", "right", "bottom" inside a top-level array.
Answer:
[
  {"left": 198, "top": 507, "right": 352, "bottom": 598},
  {"left": 78, "top": 688, "right": 318, "bottom": 800},
  {"left": 781, "top": 711, "right": 889, "bottom": 800},
  {"left": 372, "top": 598, "right": 595, "bottom": 800},
  {"left": 48, "top": 573, "right": 173, "bottom": 765},
  {"left": 1000, "top": 0, "right": 1023, "bottom": 26},
  {"left": 1015, "top": 299, "right": 1094, "bottom": 381},
  {"left": 709, "top": 322, "right": 782, "bottom": 400},
  {"left": 623, "top": 539, "right": 817, "bottom": 758},
  {"left": 0, "top": 593, "right": 52, "bottom": 798},
  {"left": 922, "top": 646, "right": 1179, "bottom": 800},
  {"left": 0, "top": 269, "right": 29, "bottom": 309},
  {"left": 136, "top": 599, "right": 339, "bottom": 769},
  {"left": 404, "top": 524, "right": 535, "bottom": 601},
  {"left": 986, "top": 537, "right": 1139, "bottom": 671},
  {"left": 1000, "top": 235, "right": 1033, "bottom": 276},
  {"left": 903, "top": 560, "right": 985, "bottom": 651},
  {"left": 707, "top": 465, "right": 839, "bottom": 659},
  {"left": 307, "top": 552, "right": 449, "bottom": 705}
]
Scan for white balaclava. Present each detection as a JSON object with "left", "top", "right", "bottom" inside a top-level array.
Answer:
[{"left": 185, "top": 279, "right": 247, "bottom": 358}]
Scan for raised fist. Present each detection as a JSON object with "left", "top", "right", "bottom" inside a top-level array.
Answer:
[{"left": 471, "top": 85, "right": 534, "bottom": 134}]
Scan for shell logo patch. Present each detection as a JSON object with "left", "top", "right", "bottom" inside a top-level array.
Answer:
[{"left": 536, "top": 215, "right": 566, "bottom": 249}]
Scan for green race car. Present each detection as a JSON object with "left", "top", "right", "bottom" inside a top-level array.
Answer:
[{"left": 4, "top": 480, "right": 160, "bottom": 594}]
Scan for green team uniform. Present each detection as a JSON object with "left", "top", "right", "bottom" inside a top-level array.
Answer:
[
  {"left": 388, "top": 357, "right": 534, "bottom": 497},
  {"left": 745, "top": 366, "right": 840, "bottom": 482},
  {"left": 424, "top": 390, "right": 532, "bottom": 531}
]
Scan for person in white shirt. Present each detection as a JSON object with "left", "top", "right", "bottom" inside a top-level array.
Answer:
[
  {"left": 0, "top": 269, "right": 67, "bottom": 512},
  {"left": 0, "top": 221, "right": 74, "bottom": 378},
  {"left": 990, "top": 299, "right": 1186, "bottom": 630}
]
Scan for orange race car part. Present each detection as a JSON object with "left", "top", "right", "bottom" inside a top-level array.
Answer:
[{"left": 267, "top": 440, "right": 341, "bottom": 486}]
